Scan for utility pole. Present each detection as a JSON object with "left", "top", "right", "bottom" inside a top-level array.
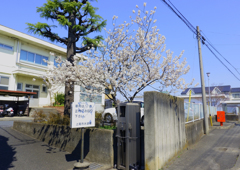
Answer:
[{"left": 197, "top": 26, "right": 209, "bottom": 135}]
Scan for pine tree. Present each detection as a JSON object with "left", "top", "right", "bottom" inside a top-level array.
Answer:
[{"left": 27, "top": 0, "right": 106, "bottom": 116}]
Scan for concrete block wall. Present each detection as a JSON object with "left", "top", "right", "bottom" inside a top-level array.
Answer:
[
  {"left": 13, "top": 121, "right": 114, "bottom": 167},
  {"left": 185, "top": 115, "right": 217, "bottom": 147},
  {"left": 226, "top": 114, "right": 240, "bottom": 121},
  {"left": 144, "top": 92, "right": 186, "bottom": 170}
]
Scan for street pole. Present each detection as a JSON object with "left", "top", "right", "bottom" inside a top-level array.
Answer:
[
  {"left": 207, "top": 72, "right": 211, "bottom": 109},
  {"left": 207, "top": 72, "right": 213, "bottom": 126},
  {"left": 197, "top": 26, "right": 209, "bottom": 134}
]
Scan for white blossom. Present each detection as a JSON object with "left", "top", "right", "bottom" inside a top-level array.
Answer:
[{"left": 43, "top": 4, "right": 194, "bottom": 104}]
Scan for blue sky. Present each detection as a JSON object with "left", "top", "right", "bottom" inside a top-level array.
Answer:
[{"left": 1, "top": 0, "right": 240, "bottom": 98}]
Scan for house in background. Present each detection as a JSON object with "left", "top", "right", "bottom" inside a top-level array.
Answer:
[
  {"left": 0, "top": 24, "right": 105, "bottom": 112},
  {"left": 179, "top": 85, "right": 240, "bottom": 114}
]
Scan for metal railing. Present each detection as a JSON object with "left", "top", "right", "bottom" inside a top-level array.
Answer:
[{"left": 184, "top": 102, "right": 217, "bottom": 123}]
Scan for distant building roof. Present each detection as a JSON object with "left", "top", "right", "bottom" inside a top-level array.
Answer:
[
  {"left": 181, "top": 85, "right": 231, "bottom": 95},
  {"left": 231, "top": 88, "right": 240, "bottom": 92}
]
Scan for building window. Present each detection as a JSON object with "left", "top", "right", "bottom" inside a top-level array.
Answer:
[
  {"left": 80, "top": 86, "right": 102, "bottom": 104},
  {"left": 20, "top": 50, "right": 48, "bottom": 66},
  {"left": 54, "top": 57, "right": 62, "bottom": 68},
  {"left": 0, "top": 76, "right": 9, "bottom": 90},
  {"left": 25, "top": 84, "right": 39, "bottom": 98},
  {"left": 17, "top": 83, "right": 22, "bottom": 91},
  {"left": 80, "top": 93, "right": 102, "bottom": 104},
  {"left": 42, "top": 85, "right": 47, "bottom": 93},
  {"left": 232, "top": 94, "right": 240, "bottom": 98},
  {"left": 0, "top": 43, "right": 13, "bottom": 51},
  {"left": 105, "top": 88, "right": 111, "bottom": 95}
]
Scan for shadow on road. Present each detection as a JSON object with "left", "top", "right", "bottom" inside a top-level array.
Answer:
[{"left": 0, "top": 135, "right": 16, "bottom": 170}]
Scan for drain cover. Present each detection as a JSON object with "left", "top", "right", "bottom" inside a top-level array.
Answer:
[{"left": 89, "top": 162, "right": 103, "bottom": 170}]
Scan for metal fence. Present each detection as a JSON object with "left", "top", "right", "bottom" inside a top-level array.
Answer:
[{"left": 184, "top": 102, "right": 217, "bottom": 123}]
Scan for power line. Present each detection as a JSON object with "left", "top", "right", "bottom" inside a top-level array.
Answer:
[
  {"left": 201, "top": 33, "right": 240, "bottom": 76},
  {"left": 161, "top": 0, "right": 197, "bottom": 35},
  {"left": 167, "top": 0, "right": 196, "bottom": 33},
  {"left": 161, "top": 0, "right": 240, "bottom": 81},
  {"left": 204, "top": 43, "right": 240, "bottom": 81}
]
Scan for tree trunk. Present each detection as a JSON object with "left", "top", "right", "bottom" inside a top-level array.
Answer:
[{"left": 64, "top": 12, "right": 76, "bottom": 116}]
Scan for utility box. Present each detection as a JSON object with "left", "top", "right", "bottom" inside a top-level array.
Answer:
[
  {"left": 116, "top": 103, "right": 141, "bottom": 170},
  {"left": 217, "top": 111, "right": 225, "bottom": 126}
]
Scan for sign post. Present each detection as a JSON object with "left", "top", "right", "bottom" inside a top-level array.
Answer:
[{"left": 70, "top": 102, "right": 95, "bottom": 169}]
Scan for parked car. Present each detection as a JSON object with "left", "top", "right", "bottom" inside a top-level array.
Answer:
[
  {"left": 102, "top": 101, "right": 144, "bottom": 124},
  {"left": 102, "top": 107, "right": 117, "bottom": 123},
  {"left": 132, "top": 101, "right": 144, "bottom": 125}
]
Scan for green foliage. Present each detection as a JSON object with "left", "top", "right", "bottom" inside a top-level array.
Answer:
[
  {"left": 95, "top": 111, "right": 102, "bottom": 128},
  {"left": 47, "top": 113, "right": 70, "bottom": 125},
  {"left": 82, "top": 35, "right": 104, "bottom": 49},
  {"left": 32, "top": 110, "right": 47, "bottom": 123},
  {"left": 100, "top": 125, "right": 116, "bottom": 130},
  {"left": 32, "top": 111, "right": 70, "bottom": 126},
  {"left": 54, "top": 93, "right": 65, "bottom": 106},
  {"left": 27, "top": 0, "right": 107, "bottom": 50}
]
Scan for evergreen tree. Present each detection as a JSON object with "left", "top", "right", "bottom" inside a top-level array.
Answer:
[{"left": 27, "top": 0, "right": 106, "bottom": 116}]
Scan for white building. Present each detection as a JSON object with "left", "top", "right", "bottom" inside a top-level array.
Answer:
[
  {"left": 0, "top": 25, "right": 104, "bottom": 112},
  {"left": 179, "top": 85, "right": 240, "bottom": 114}
]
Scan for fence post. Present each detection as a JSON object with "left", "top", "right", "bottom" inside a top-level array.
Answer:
[
  {"left": 193, "top": 103, "right": 194, "bottom": 123},
  {"left": 199, "top": 103, "right": 200, "bottom": 120}
]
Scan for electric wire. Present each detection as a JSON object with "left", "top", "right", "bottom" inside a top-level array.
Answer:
[
  {"left": 201, "top": 33, "right": 240, "bottom": 75},
  {"left": 205, "top": 43, "right": 240, "bottom": 81},
  {"left": 161, "top": 0, "right": 240, "bottom": 81},
  {"left": 167, "top": 0, "right": 196, "bottom": 33},
  {"left": 161, "top": 0, "right": 197, "bottom": 35}
]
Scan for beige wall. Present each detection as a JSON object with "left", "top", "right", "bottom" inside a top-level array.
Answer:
[
  {"left": 0, "top": 34, "right": 17, "bottom": 73},
  {"left": 16, "top": 75, "right": 50, "bottom": 106},
  {"left": 0, "top": 32, "right": 66, "bottom": 106}
]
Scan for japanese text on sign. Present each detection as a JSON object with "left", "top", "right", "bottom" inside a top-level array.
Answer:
[{"left": 70, "top": 102, "right": 95, "bottom": 128}]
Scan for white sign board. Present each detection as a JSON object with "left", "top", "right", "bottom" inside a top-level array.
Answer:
[{"left": 70, "top": 102, "right": 95, "bottom": 128}]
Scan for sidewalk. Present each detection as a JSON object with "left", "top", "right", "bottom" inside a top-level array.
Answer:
[{"left": 164, "top": 122, "right": 240, "bottom": 170}]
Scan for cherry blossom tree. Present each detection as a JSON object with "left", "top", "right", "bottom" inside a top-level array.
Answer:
[{"left": 43, "top": 3, "right": 194, "bottom": 109}]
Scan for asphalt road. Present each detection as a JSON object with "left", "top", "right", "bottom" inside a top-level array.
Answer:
[{"left": 0, "top": 117, "right": 75, "bottom": 170}]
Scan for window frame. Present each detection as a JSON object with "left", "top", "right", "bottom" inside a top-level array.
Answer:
[
  {"left": 42, "top": 84, "right": 47, "bottom": 93},
  {"left": 0, "top": 43, "right": 13, "bottom": 51},
  {"left": 232, "top": 93, "right": 240, "bottom": 98},
  {"left": 79, "top": 93, "right": 102, "bottom": 104},
  {"left": 17, "top": 83, "right": 23, "bottom": 91},
  {"left": 20, "top": 50, "right": 48, "bottom": 66},
  {"left": 0, "top": 75, "right": 9, "bottom": 90},
  {"left": 54, "top": 57, "right": 63, "bottom": 68},
  {"left": 25, "top": 84, "right": 39, "bottom": 98},
  {"left": 79, "top": 86, "right": 103, "bottom": 104}
]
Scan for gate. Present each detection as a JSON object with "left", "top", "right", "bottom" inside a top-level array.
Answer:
[{"left": 115, "top": 102, "right": 144, "bottom": 170}]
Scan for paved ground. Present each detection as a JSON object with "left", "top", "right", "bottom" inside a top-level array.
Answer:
[
  {"left": 0, "top": 117, "right": 107, "bottom": 170},
  {"left": 164, "top": 122, "right": 240, "bottom": 170}
]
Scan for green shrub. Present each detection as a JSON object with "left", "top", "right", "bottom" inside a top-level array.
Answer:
[
  {"left": 32, "top": 111, "right": 70, "bottom": 126},
  {"left": 100, "top": 125, "right": 116, "bottom": 130},
  {"left": 54, "top": 93, "right": 65, "bottom": 106},
  {"left": 95, "top": 111, "right": 103, "bottom": 128},
  {"left": 32, "top": 110, "right": 47, "bottom": 123}
]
